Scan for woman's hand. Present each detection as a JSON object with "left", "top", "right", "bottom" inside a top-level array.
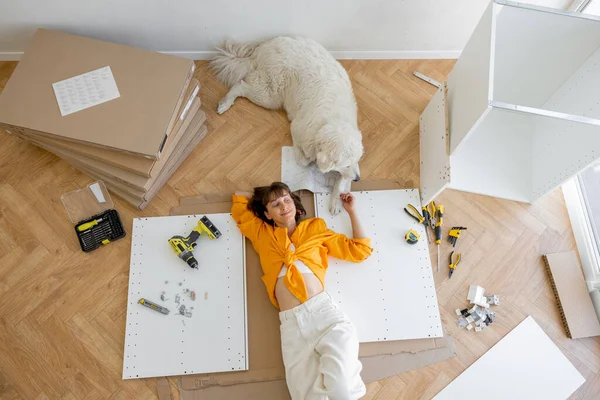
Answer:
[
  {"left": 340, "top": 193, "right": 366, "bottom": 238},
  {"left": 340, "top": 193, "right": 356, "bottom": 214}
]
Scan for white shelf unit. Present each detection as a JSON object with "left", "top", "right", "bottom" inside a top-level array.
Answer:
[{"left": 420, "top": 0, "right": 600, "bottom": 205}]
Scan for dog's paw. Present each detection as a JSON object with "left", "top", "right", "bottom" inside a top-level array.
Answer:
[
  {"left": 295, "top": 154, "right": 311, "bottom": 167},
  {"left": 329, "top": 196, "right": 343, "bottom": 215},
  {"left": 293, "top": 147, "right": 311, "bottom": 167},
  {"left": 217, "top": 98, "right": 233, "bottom": 114}
]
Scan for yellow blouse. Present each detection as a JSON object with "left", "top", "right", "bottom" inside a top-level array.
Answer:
[{"left": 231, "top": 195, "right": 373, "bottom": 309}]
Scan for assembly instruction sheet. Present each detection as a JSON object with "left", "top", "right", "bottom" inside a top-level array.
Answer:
[{"left": 281, "top": 146, "right": 336, "bottom": 193}]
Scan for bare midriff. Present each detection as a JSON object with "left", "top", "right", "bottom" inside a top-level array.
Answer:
[{"left": 275, "top": 273, "right": 324, "bottom": 311}]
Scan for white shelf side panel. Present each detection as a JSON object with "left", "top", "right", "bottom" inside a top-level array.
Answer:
[
  {"left": 532, "top": 115, "right": 600, "bottom": 201},
  {"left": 492, "top": 3, "right": 600, "bottom": 110},
  {"left": 123, "top": 214, "right": 247, "bottom": 379},
  {"left": 420, "top": 83, "right": 450, "bottom": 205},
  {"left": 448, "top": 107, "right": 533, "bottom": 203},
  {"left": 315, "top": 189, "right": 443, "bottom": 343},
  {"left": 433, "top": 316, "right": 585, "bottom": 400},
  {"left": 543, "top": 46, "right": 600, "bottom": 120},
  {"left": 447, "top": 1, "right": 494, "bottom": 154}
]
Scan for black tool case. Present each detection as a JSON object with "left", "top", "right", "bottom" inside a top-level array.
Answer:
[{"left": 62, "top": 181, "right": 126, "bottom": 252}]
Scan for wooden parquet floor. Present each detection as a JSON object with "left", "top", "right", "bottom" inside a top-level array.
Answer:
[{"left": 1, "top": 59, "right": 599, "bottom": 400}]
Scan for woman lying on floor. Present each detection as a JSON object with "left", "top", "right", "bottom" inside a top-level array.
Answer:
[{"left": 232, "top": 182, "right": 373, "bottom": 400}]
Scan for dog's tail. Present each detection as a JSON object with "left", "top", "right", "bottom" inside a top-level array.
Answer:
[{"left": 210, "top": 40, "right": 262, "bottom": 87}]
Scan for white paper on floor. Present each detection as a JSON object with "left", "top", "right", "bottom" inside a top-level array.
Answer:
[
  {"left": 123, "top": 214, "right": 248, "bottom": 379},
  {"left": 281, "top": 146, "right": 337, "bottom": 193},
  {"left": 52, "top": 66, "right": 120, "bottom": 116},
  {"left": 315, "top": 189, "right": 443, "bottom": 342},
  {"left": 433, "top": 316, "right": 585, "bottom": 400}
]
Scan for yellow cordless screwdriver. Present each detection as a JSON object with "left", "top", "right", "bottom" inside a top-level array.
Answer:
[{"left": 434, "top": 204, "right": 444, "bottom": 272}]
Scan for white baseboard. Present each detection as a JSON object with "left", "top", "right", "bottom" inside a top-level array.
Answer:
[
  {"left": 329, "top": 50, "right": 461, "bottom": 59},
  {"left": 0, "top": 52, "right": 23, "bottom": 61},
  {"left": 0, "top": 49, "right": 461, "bottom": 62}
]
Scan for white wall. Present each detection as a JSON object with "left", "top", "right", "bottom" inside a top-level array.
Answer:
[{"left": 0, "top": 0, "right": 571, "bottom": 60}]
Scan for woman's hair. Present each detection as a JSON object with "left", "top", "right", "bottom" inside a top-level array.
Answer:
[{"left": 248, "top": 182, "right": 306, "bottom": 226}]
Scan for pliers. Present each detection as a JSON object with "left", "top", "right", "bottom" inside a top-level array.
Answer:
[
  {"left": 404, "top": 204, "right": 425, "bottom": 224},
  {"left": 449, "top": 251, "right": 461, "bottom": 279},
  {"left": 404, "top": 204, "right": 431, "bottom": 243}
]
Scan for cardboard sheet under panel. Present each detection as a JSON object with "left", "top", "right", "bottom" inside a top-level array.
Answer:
[
  {"left": 178, "top": 340, "right": 458, "bottom": 400},
  {"left": 172, "top": 181, "right": 455, "bottom": 393},
  {"left": 0, "top": 28, "right": 194, "bottom": 158},
  {"left": 14, "top": 80, "right": 201, "bottom": 177},
  {"left": 543, "top": 251, "right": 600, "bottom": 339}
]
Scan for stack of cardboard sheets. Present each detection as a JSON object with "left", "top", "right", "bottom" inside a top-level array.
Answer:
[{"left": 0, "top": 29, "right": 207, "bottom": 210}]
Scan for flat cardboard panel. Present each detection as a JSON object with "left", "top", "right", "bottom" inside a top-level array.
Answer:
[
  {"left": 433, "top": 316, "right": 585, "bottom": 400},
  {"left": 0, "top": 29, "right": 194, "bottom": 158},
  {"left": 39, "top": 108, "right": 205, "bottom": 191},
  {"left": 123, "top": 214, "right": 247, "bottom": 379},
  {"left": 15, "top": 81, "right": 201, "bottom": 177},
  {"left": 447, "top": 1, "right": 493, "bottom": 154},
  {"left": 79, "top": 125, "right": 208, "bottom": 209},
  {"left": 419, "top": 83, "right": 450, "bottom": 205},
  {"left": 543, "top": 252, "right": 600, "bottom": 339},
  {"left": 52, "top": 109, "right": 206, "bottom": 191},
  {"left": 173, "top": 181, "right": 455, "bottom": 391},
  {"left": 315, "top": 190, "right": 443, "bottom": 342}
]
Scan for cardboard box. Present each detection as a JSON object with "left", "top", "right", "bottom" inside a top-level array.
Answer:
[
  {"left": 25, "top": 105, "right": 206, "bottom": 191},
  {"left": 172, "top": 181, "right": 455, "bottom": 393},
  {"left": 67, "top": 122, "right": 208, "bottom": 209},
  {"left": 543, "top": 252, "right": 600, "bottom": 339},
  {"left": 79, "top": 123, "right": 207, "bottom": 210},
  {"left": 70, "top": 113, "right": 207, "bottom": 200},
  {"left": 0, "top": 28, "right": 194, "bottom": 159},
  {"left": 13, "top": 80, "right": 201, "bottom": 177}
]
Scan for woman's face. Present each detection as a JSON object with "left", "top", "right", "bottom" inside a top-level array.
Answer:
[{"left": 264, "top": 192, "right": 297, "bottom": 227}]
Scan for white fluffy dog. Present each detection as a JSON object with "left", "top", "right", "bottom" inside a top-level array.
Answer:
[{"left": 210, "top": 37, "right": 364, "bottom": 214}]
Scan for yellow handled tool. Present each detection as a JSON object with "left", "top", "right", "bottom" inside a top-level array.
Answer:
[
  {"left": 138, "top": 298, "right": 170, "bottom": 315},
  {"left": 428, "top": 202, "right": 444, "bottom": 272},
  {"left": 404, "top": 204, "right": 430, "bottom": 242},
  {"left": 449, "top": 251, "right": 461, "bottom": 279},
  {"left": 405, "top": 229, "right": 420, "bottom": 245},
  {"left": 77, "top": 218, "right": 104, "bottom": 232},
  {"left": 448, "top": 227, "right": 467, "bottom": 247}
]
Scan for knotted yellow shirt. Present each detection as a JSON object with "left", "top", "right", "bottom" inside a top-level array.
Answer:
[{"left": 231, "top": 195, "right": 373, "bottom": 309}]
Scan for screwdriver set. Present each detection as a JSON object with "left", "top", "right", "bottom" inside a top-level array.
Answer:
[{"left": 74, "top": 209, "right": 125, "bottom": 252}]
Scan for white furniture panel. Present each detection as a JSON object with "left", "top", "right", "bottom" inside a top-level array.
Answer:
[
  {"left": 421, "top": 0, "right": 600, "bottom": 204},
  {"left": 493, "top": 3, "right": 600, "bottom": 110},
  {"left": 419, "top": 83, "right": 450, "bottom": 205},
  {"left": 433, "top": 316, "right": 585, "bottom": 400},
  {"left": 123, "top": 214, "right": 247, "bottom": 379},
  {"left": 449, "top": 107, "right": 533, "bottom": 203},
  {"left": 447, "top": 1, "right": 494, "bottom": 154},
  {"left": 315, "top": 189, "right": 443, "bottom": 343}
]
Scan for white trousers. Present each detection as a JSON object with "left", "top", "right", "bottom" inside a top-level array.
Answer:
[{"left": 279, "top": 291, "right": 366, "bottom": 400}]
